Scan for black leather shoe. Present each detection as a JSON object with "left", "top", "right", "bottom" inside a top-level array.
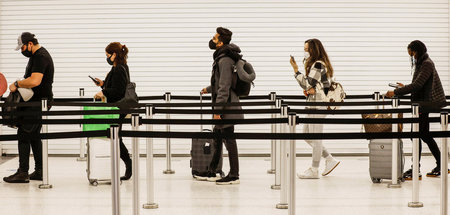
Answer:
[
  {"left": 120, "top": 160, "right": 132, "bottom": 181},
  {"left": 3, "top": 170, "right": 29, "bottom": 183},
  {"left": 403, "top": 168, "right": 422, "bottom": 181},
  {"left": 29, "top": 169, "right": 43, "bottom": 181}
]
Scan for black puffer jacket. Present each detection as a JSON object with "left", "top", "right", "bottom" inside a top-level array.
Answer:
[{"left": 394, "top": 53, "right": 446, "bottom": 112}]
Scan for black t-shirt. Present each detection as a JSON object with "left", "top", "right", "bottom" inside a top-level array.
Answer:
[{"left": 24, "top": 47, "right": 54, "bottom": 101}]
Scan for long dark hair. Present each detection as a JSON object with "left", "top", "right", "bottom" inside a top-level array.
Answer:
[
  {"left": 105, "top": 42, "right": 128, "bottom": 65},
  {"left": 304, "top": 39, "right": 333, "bottom": 78},
  {"left": 407, "top": 40, "right": 427, "bottom": 59}
]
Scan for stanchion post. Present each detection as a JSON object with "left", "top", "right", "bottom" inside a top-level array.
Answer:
[
  {"left": 276, "top": 104, "right": 289, "bottom": 209},
  {"left": 39, "top": 98, "right": 52, "bottom": 189},
  {"left": 271, "top": 98, "right": 282, "bottom": 190},
  {"left": 163, "top": 92, "right": 175, "bottom": 174},
  {"left": 77, "top": 88, "right": 87, "bottom": 161},
  {"left": 409, "top": 104, "right": 423, "bottom": 207},
  {"left": 374, "top": 92, "right": 380, "bottom": 110},
  {"left": 131, "top": 114, "right": 141, "bottom": 215},
  {"left": 388, "top": 97, "right": 401, "bottom": 188},
  {"left": 110, "top": 125, "right": 121, "bottom": 215},
  {"left": 268, "top": 92, "right": 277, "bottom": 174},
  {"left": 440, "top": 112, "right": 448, "bottom": 215},
  {"left": 288, "top": 113, "right": 297, "bottom": 215},
  {"left": 143, "top": 105, "right": 158, "bottom": 209}
]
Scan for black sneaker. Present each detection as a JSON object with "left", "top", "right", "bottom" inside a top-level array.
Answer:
[
  {"left": 193, "top": 172, "right": 216, "bottom": 181},
  {"left": 29, "top": 169, "right": 43, "bottom": 181},
  {"left": 426, "top": 167, "right": 450, "bottom": 177},
  {"left": 403, "top": 168, "right": 422, "bottom": 181},
  {"left": 3, "top": 170, "right": 29, "bottom": 183},
  {"left": 216, "top": 175, "right": 240, "bottom": 185}
]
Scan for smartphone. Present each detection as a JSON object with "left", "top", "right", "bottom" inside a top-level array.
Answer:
[
  {"left": 388, "top": 83, "right": 399, "bottom": 88},
  {"left": 88, "top": 75, "right": 100, "bottom": 84}
]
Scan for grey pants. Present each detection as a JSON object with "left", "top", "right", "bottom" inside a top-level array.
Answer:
[{"left": 303, "top": 114, "right": 331, "bottom": 168}]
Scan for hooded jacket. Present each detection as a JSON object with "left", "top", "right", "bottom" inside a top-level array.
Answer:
[{"left": 206, "top": 44, "right": 244, "bottom": 128}]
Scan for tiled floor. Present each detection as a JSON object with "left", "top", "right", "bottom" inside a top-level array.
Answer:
[{"left": 0, "top": 156, "right": 447, "bottom": 215}]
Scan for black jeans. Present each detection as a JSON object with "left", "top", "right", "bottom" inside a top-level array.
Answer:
[
  {"left": 417, "top": 112, "right": 441, "bottom": 169},
  {"left": 119, "top": 114, "right": 131, "bottom": 164},
  {"left": 209, "top": 126, "right": 239, "bottom": 177},
  {"left": 18, "top": 106, "right": 43, "bottom": 173}
]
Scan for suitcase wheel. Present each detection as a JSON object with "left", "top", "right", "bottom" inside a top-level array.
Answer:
[
  {"left": 371, "top": 178, "right": 382, "bottom": 183},
  {"left": 89, "top": 180, "right": 99, "bottom": 186}
]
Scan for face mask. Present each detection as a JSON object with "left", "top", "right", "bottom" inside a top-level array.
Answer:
[
  {"left": 21, "top": 44, "right": 32, "bottom": 58},
  {"left": 304, "top": 51, "right": 310, "bottom": 60},
  {"left": 107, "top": 55, "right": 114, "bottom": 65},
  {"left": 209, "top": 39, "right": 217, "bottom": 50}
]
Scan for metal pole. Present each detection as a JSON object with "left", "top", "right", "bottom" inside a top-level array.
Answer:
[
  {"left": 409, "top": 104, "right": 423, "bottom": 207},
  {"left": 271, "top": 98, "right": 282, "bottom": 190},
  {"left": 268, "top": 92, "right": 276, "bottom": 174},
  {"left": 374, "top": 91, "right": 380, "bottom": 110},
  {"left": 110, "top": 125, "right": 121, "bottom": 215},
  {"left": 143, "top": 105, "right": 158, "bottom": 209},
  {"left": 388, "top": 97, "right": 401, "bottom": 188},
  {"left": 163, "top": 92, "right": 175, "bottom": 174},
  {"left": 77, "top": 88, "right": 87, "bottom": 161},
  {"left": 276, "top": 104, "right": 289, "bottom": 209},
  {"left": 288, "top": 113, "right": 297, "bottom": 215},
  {"left": 441, "top": 112, "right": 448, "bottom": 215},
  {"left": 39, "top": 99, "right": 52, "bottom": 189},
  {"left": 131, "top": 114, "right": 141, "bottom": 215}
]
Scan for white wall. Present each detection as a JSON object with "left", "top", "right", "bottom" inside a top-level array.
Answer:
[{"left": 0, "top": 0, "right": 448, "bottom": 155}]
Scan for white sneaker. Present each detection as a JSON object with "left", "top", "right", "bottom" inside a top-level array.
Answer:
[
  {"left": 297, "top": 167, "right": 319, "bottom": 179},
  {"left": 206, "top": 175, "right": 222, "bottom": 182},
  {"left": 322, "top": 158, "right": 340, "bottom": 176}
]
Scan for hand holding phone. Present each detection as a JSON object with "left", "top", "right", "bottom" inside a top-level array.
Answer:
[
  {"left": 89, "top": 75, "right": 100, "bottom": 85},
  {"left": 290, "top": 55, "right": 298, "bottom": 72},
  {"left": 388, "top": 83, "right": 399, "bottom": 88}
]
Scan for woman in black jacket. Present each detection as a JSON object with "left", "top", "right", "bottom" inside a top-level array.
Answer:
[
  {"left": 94, "top": 42, "right": 132, "bottom": 180},
  {"left": 387, "top": 40, "right": 447, "bottom": 179}
]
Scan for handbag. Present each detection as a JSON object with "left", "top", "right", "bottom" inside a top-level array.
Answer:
[
  {"left": 361, "top": 96, "right": 403, "bottom": 133},
  {"left": 116, "top": 65, "right": 138, "bottom": 106}
]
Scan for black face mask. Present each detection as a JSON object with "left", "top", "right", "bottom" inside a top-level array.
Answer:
[
  {"left": 107, "top": 55, "right": 114, "bottom": 65},
  {"left": 21, "top": 44, "right": 32, "bottom": 58},
  {"left": 209, "top": 39, "right": 217, "bottom": 50}
]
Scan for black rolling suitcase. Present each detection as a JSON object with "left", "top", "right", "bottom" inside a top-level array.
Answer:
[{"left": 190, "top": 94, "right": 223, "bottom": 177}]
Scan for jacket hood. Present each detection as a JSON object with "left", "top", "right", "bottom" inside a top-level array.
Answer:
[{"left": 213, "top": 43, "right": 242, "bottom": 62}]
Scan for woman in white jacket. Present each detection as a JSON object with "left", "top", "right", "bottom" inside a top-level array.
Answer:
[{"left": 289, "top": 38, "right": 340, "bottom": 179}]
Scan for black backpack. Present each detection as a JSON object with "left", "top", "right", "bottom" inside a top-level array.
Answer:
[
  {"left": 232, "top": 59, "right": 256, "bottom": 97},
  {"left": 2, "top": 91, "right": 21, "bottom": 128}
]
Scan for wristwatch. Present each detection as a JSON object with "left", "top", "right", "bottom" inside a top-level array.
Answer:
[{"left": 14, "top": 81, "right": 19, "bottom": 88}]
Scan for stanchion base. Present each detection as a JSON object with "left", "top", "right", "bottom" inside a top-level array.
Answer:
[
  {"left": 38, "top": 184, "right": 53, "bottom": 189},
  {"left": 408, "top": 202, "right": 424, "bottom": 208},
  {"left": 271, "top": 185, "right": 281, "bottom": 190},
  {"left": 387, "top": 183, "right": 402, "bottom": 188},
  {"left": 163, "top": 170, "right": 175, "bottom": 174},
  {"left": 267, "top": 169, "right": 275, "bottom": 174},
  {"left": 276, "top": 203, "right": 288, "bottom": 209},
  {"left": 76, "top": 157, "right": 87, "bottom": 161},
  {"left": 143, "top": 203, "right": 159, "bottom": 209}
]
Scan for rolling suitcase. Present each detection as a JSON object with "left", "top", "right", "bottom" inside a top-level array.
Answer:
[
  {"left": 83, "top": 105, "right": 119, "bottom": 186},
  {"left": 190, "top": 93, "right": 223, "bottom": 177},
  {"left": 369, "top": 139, "right": 404, "bottom": 183}
]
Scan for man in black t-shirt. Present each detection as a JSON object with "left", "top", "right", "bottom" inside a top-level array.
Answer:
[{"left": 3, "top": 32, "right": 54, "bottom": 183}]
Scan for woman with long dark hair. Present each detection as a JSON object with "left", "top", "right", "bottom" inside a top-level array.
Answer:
[
  {"left": 289, "top": 38, "right": 340, "bottom": 179},
  {"left": 387, "top": 40, "right": 448, "bottom": 179},
  {"left": 94, "top": 42, "right": 132, "bottom": 180}
]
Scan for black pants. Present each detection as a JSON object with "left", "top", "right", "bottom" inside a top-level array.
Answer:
[
  {"left": 209, "top": 126, "right": 239, "bottom": 177},
  {"left": 119, "top": 114, "right": 131, "bottom": 164},
  {"left": 417, "top": 112, "right": 441, "bottom": 169},
  {"left": 18, "top": 106, "right": 43, "bottom": 173}
]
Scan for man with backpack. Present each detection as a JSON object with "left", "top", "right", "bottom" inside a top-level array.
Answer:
[{"left": 199, "top": 27, "right": 243, "bottom": 185}]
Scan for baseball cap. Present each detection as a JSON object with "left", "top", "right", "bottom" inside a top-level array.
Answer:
[{"left": 15, "top": 32, "right": 35, "bottom": 51}]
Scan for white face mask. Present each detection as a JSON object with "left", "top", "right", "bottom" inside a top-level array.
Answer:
[{"left": 304, "top": 51, "right": 310, "bottom": 60}]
